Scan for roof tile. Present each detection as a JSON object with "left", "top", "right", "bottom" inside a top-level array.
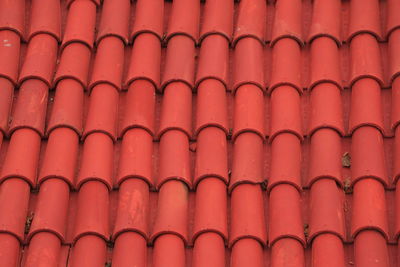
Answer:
[
  {"left": 18, "top": 34, "right": 58, "bottom": 88},
  {"left": 193, "top": 233, "right": 226, "bottom": 267},
  {"left": 24, "top": 232, "right": 66, "bottom": 266},
  {"left": 271, "top": 0, "right": 303, "bottom": 47},
  {"left": 130, "top": 0, "right": 164, "bottom": 42},
  {"left": 195, "top": 79, "right": 229, "bottom": 136},
  {"left": 38, "top": 128, "right": 79, "bottom": 187},
  {"left": 89, "top": 37, "right": 125, "bottom": 92},
  {"left": 231, "top": 238, "right": 264, "bottom": 267},
  {"left": 350, "top": 34, "right": 384, "bottom": 88},
  {"left": 158, "top": 130, "right": 191, "bottom": 189},
  {"left": 349, "top": 79, "right": 384, "bottom": 134},
  {"left": 158, "top": 83, "right": 192, "bottom": 139},
  {"left": 47, "top": 79, "right": 84, "bottom": 136},
  {"left": 112, "top": 179, "right": 149, "bottom": 241},
  {"left": 97, "top": 0, "right": 130, "bottom": 45},
  {"left": 269, "top": 38, "right": 302, "bottom": 94},
  {"left": 72, "top": 181, "right": 110, "bottom": 241},
  {"left": 311, "top": 234, "right": 346, "bottom": 267},
  {"left": 0, "top": 0, "right": 25, "bottom": 39},
  {"left": 270, "top": 238, "right": 305, "bottom": 267},
  {"left": 233, "top": 84, "right": 265, "bottom": 140},
  {"left": 351, "top": 127, "right": 388, "bottom": 187},
  {"left": 0, "top": 178, "right": 30, "bottom": 242},
  {"left": 0, "top": 31, "right": 21, "bottom": 85},
  {"left": 268, "top": 184, "right": 305, "bottom": 247},
  {"left": 309, "top": 37, "right": 342, "bottom": 91},
  {"left": 117, "top": 128, "right": 153, "bottom": 187},
  {"left": 269, "top": 85, "right": 302, "bottom": 142},
  {"left": 27, "top": 179, "right": 69, "bottom": 243},
  {"left": 195, "top": 128, "right": 228, "bottom": 187},
  {"left": 309, "top": 83, "right": 344, "bottom": 137},
  {"left": 125, "top": 34, "right": 161, "bottom": 91},
  {"left": 229, "top": 184, "right": 267, "bottom": 247},
  {"left": 193, "top": 178, "right": 228, "bottom": 242},
  {"left": 308, "top": 129, "right": 343, "bottom": 186},
  {"left": 112, "top": 232, "right": 147, "bottom": 267},
  {"left": 386, "top": 0, "right": 400, "bottom": 38},
  {"left": 233, "top": 0, "right": 266, "bottom": 46},
  {"left": 9, "top": 80, "right": 48, "bottom": 138},
  {"left": 120, "top": 80, "right": 156, "bottom": 138},
  {"left": 199, "top": 0, "right": 233, "bottom": 43},
  {"left": 61, "top": 0, "right": 96, "bottom": 50},
  {"left": 351, "top": 179, "right": 389, "bottom": 239},
  {"left": 161, "top": 36, "right": 196, "bottom": 91},
  {"left": 308, "top": 0, "right": 341, "bottom": 45},
  {"left": 309, "top": 179, "right": 346, "bottom": 242},
  {"left": 0, "top": 79, "right": 13, "bottom": 137},
  {"left": 83, "top": 84, "right": 119, "bottom": 141},
  {"left": 348, "top": 0, "right": 382, "bottom": 42},
  {"left": 233, "top": 38, "right": 265, "bottom": 92},
  {"left": 230, "top": 133, "right": 264, "bottom": 191},
  {"left": 152, "top": 234, "right": 186, "bottom": 267},
  {"left": 165, "top": 0, "right": 200, "bottom": 44},
  {"left": 354, "top": 231, "right": 390, "bottom": 267},
  {"left": 269, "top": 133, "right": 302, "bottom": 191},
  {"left": 151, "top": 180, "right": 189, "bottom": 244},
  {"left": 76, "top": 133, "right": 114, "bottom": 190},
  {"left": 69, "top": 235, "right": 107, "bottom": 266},
  {"left": 196, "top": 35, "right": 229, "bottom": 90},
  {"left": 28, "top": 0, "right": 61, "bottom": 42},
  {"left": 388, "top": 29, "right": 400, "bottom": 82},
  {"left": 54, "top": 44, "right": 91, "bottom": 90}
]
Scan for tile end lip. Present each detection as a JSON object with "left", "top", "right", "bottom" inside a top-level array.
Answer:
[
  {"left": 351, "top": 227, "right": 389, "bottom": 242},
  {"left": 308, "top": 33, "right": 342, "bottom": 47},
  {"left": 351, "top": 176, "right": 389, "bottom": 189},
  {"left": 0, "top": 230, "right": 24, "bottom": 244},
  {"left": 199, "top": 32, "right": 232, "bottom": 46},
  {"left": 149, "top": 231, "right": 188, "bottom": 246},
  {"left": 72, "top": 231, "right": 110, "bottom": 245},
  {"left": 60, "top": 39, "right": 93, "bottom": 53},
  {"left": 193, "top": 175, "right": 229, "bottom": 190},
  {"left": 267, "top": 181, "right": 302, "bottom": 194},
  {"left": 268, "top": 235, "right": 306, "bottom": 248},
  {"left": 26, "top": 229, "right": 66, "bottom": 244},
  {"left": 116, "top": 175, "right": 154, "bottom": 190},
  {"left": 191, "top": 229, "right": 228, "bottom": 245},
  {"left": 112, "top": 228, "right": 148, "bottom": 243},
  {"left": 307, "top": 175, "right": 343, "bottom": 189},
  {"left": 37, "top": 175, "right": 75, "bottom": 191},
  {"left": 229, "top": 235, "right": 267, "bottom": 248},
  {"left": 347, "top": 30, "right": 383, "bottom": 44},
  {"left": 307, "top": 231, "right": 345, "bottom": 244}
]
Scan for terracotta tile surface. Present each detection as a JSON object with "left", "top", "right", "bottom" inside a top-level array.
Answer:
[{"left": 0, "top": 0, "right": 399, "bottom": 266}]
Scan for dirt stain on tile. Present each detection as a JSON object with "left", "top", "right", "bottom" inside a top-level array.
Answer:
[
  {"left": 342, "top": 152, "right": 351, "bottom": 168},
  {"left": 24, "top": 212, "right": 34, "bottom": 234}
]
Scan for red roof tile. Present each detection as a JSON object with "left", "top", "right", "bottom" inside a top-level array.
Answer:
[
  {"left": 125, "top": 34, "right": 161, "bottom": 92},
  {"left": 0, "top": 0, "right": 25, "bottom": 40},
  {"left": 61, "top": 0, "right": 96, "bottom": 51},
  {"left": 233, "top": 0, "right": 266, "bottom": 46},
  {"left": 96, "top": 0, "right": 130, "bottom": 45},
  {"left": 308, "top": 0, "right": 341, "bottom": 45},
  {"left": 199, "top": 0, "right": 233, "bottom": 43},
  {"left": 0, "top": 0, "right": 399, "bottom": 266}
]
